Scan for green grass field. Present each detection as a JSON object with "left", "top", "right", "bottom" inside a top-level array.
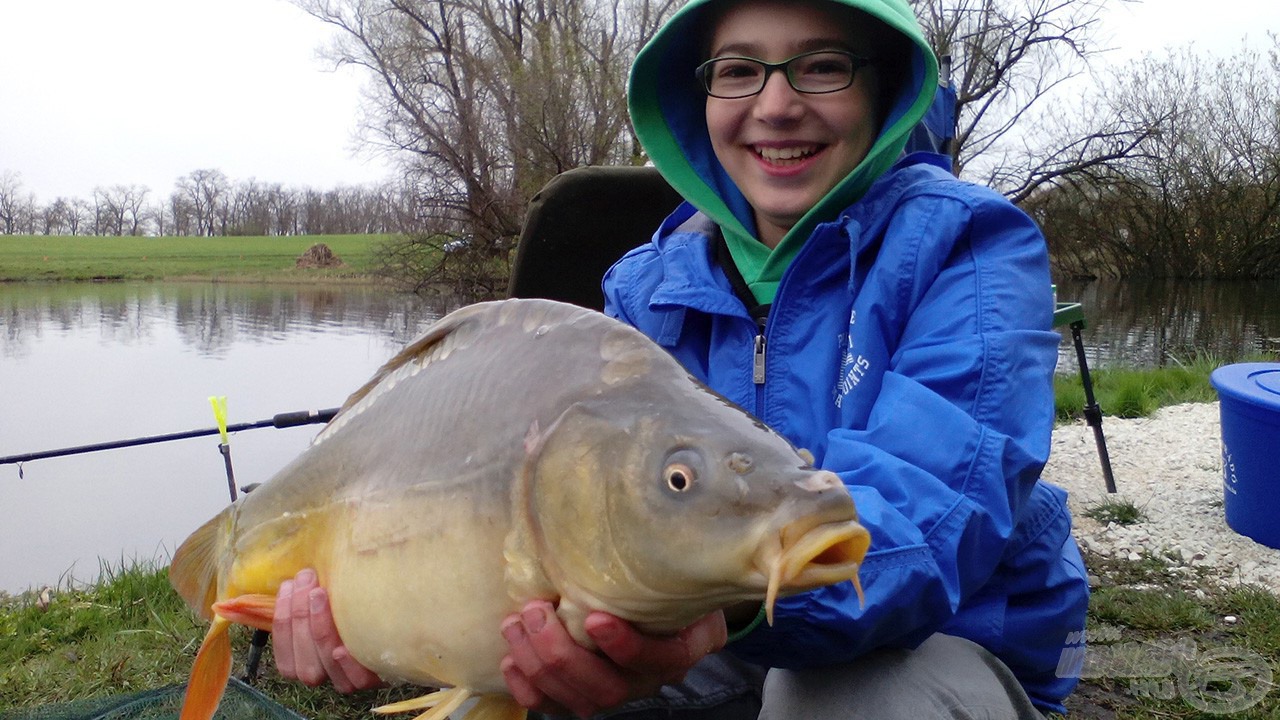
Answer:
[
  {"left": 0, "top": 235, "right": 391, "bottom": 283},
  {"left": 0, "top": 562, "right": 424, "bottom": 718}
]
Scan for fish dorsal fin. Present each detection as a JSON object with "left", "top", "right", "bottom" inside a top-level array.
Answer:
[
  {"left": 314, "top": 304, "right": 485, "bottom": 445},
  {"left": 315, "top": 299, "right": 598, "bottom": 446}
]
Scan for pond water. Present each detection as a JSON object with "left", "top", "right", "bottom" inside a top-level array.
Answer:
[
  {"left": 2, "top": 278, "right": 1277, "bottom": 594},
  {"left": 1056, "top": 278, "right": 1280, "bottom": 371},
  {"left": 0, "top": 282, "right": 452, "bottom": 595}
]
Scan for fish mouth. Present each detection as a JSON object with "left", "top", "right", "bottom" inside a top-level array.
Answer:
[{"left": 762, "top": 519, "right": 870, "bottom": 624}]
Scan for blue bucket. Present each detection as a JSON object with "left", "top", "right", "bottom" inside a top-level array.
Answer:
[{"left": 1210, "top": 362, "right": 1280, "bottom": 549}]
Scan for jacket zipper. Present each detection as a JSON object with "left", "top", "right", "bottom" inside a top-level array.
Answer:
[
  {"left": 752, "top": 316, "right": 767, "bottom": 385},
  {"left": 752, "top": 314, "right": 768, "bottom": 417}
]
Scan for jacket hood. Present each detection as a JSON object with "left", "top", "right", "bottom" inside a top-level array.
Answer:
[{"left": 628, "top": 0, "right": 938, "bottom": 302}]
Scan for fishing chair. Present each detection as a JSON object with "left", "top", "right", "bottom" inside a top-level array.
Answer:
[{"left": 508, "top": 165, "right": 683, "bottom": 311}]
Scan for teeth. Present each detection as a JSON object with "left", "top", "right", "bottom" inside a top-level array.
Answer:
[{"left": 757, "top": 146, "right": 817, "bottom": 162}]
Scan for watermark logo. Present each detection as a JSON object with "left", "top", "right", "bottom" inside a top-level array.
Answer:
[
  {"left": 1222, "top": 445, "right": 1239, "bottom": 496},
  {"left": 1058, "top": 625, "right": 1272, "bottom": 714}
]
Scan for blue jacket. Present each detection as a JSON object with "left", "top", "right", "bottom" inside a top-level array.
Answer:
[{"left": 603, "top": 154, "right": 1090, "bottom": 714}]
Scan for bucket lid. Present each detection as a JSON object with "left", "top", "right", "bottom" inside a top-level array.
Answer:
[{"left": 1211, "top": 362, "right": 1280, "bottom": 409}]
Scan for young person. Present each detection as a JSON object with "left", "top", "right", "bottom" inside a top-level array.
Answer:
[{"left": 274, "top": 1, "right": 1089, "bottom": 717}]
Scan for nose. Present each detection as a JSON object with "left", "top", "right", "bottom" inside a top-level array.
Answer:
[
  {"left": 751, "top": 70, "right": 805, "bottom": 124},
  {"left": 794, "top": 470, "right": 842, "bottom": 493}
]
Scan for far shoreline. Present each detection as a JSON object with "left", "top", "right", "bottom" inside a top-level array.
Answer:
[{"left": 0, "top": 233, "right": 395, "bottom": 284}]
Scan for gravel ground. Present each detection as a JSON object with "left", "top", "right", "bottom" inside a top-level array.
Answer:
[{"left": 1046, "top": 401, "right": 1280, "bottom": 594}]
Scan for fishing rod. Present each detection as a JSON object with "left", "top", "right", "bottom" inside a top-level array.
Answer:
[{"left": 0, "top": 407, "right": 340, "bottom": 468}]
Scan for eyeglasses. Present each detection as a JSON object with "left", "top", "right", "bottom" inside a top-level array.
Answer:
[{"left": 695, "top": 50, "right": 872, "bottom": 99}]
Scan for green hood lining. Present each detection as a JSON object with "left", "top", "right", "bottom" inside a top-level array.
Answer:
[{"left": 628, "top": 0, "right": 939, "bottom": 303}]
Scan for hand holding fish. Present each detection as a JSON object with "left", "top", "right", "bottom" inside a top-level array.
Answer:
[
  {"left": 499, "top": 600, "right": 727, "bottom": 718},
  {"left": 273, "top": 569, "right": 385, "bottom": 693}
]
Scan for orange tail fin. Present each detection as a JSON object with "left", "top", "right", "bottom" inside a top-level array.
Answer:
[{"left": 180, "top": 616, "right": 233, "bottom": 720}]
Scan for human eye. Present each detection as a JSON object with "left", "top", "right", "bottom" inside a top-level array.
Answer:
[
  {"left": 791, "top": 52, "right": 854, "bottom": 92},
  {"left": 714, "top": 58, "right": 763, "bottom": 80},
  {"left": 705, "top": 57, "right": 763, "bottom": 96},
  {"left": 796, "top": 52, "right": 853, "bottom": 78}
]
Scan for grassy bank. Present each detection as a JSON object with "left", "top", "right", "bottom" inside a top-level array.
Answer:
[
  {"left": 0, "top": 235, "right": 392, "bottom": 283},
  {"left": 0, "top": 563, "right": 422, "bottom": 718},
  {"left": 1054, "top": 353, "right": 1276, "bottom": 423}
]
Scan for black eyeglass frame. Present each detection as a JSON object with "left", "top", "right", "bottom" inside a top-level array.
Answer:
[{"left": 694, "top": 50, "right": 874, "bottom": 99}]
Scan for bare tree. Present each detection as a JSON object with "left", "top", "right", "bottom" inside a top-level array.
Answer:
[
  {"left": 176, "top": 169, "right": 230, "bottom": 236},
  {"left": 1034, "top": 42, "right": 1280, "bottom": 279},
  {"left": 91, "top": 185, "right": 148, "bottom": 236},
  {"left": 291, "top": 0, "right": 677, "bottom": 295},
  {"left": 169, "top": 191, "right": 195, "bottom": 236},
  {"left": 92, "top": 187, "right": 122, "bottom": 236},
  {"left": 0, "top": 171, "right": 23, "bottom": 234},
  {"left": 910, "top": 0, "right": 1154, "bottom": 201},
  {"left": 150, "top": 200, "right": 171, "bottom": 237},
  {"left": 69, "top": 198, "right": 93, "bottom": 236},
  {"left": 121, "top": 185, "right": 150, "bottom": 235},
  {"left": 267, "top": 184, "right": 300, "bottom": 235},
  {"left": 42, "top": 198, "right": 74, "bottom": 235}
]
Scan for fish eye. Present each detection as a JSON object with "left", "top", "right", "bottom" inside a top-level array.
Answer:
[{"left": 664, "top": 463, "right": 695, "bottom": 492}]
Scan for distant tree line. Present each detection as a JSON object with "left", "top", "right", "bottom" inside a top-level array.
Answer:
[{"left": 0, "top": 168, "right": 402, "bottom": 238}]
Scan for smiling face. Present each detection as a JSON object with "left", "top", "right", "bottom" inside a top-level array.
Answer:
[{"left": 705, "top": 0, "right": 882, "bottom": 248}]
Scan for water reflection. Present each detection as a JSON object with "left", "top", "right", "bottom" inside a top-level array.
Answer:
[
  {"left": 0, "top": 282, "right": 452, "bottom": 595},
  {"left": 1, "top": 283, "right": 445, "bottom": 360},
  {"left": 1056, "top": 278, "right": 1280, "bottom": 371}
]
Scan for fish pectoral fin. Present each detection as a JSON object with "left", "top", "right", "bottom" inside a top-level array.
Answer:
[
  {"left": 211, "top": 593, "right": 277, "bottom": 632},
  {"left": 462, "top": 695, "right": 528, "bottom": 720},
  {"left": 372, "top": 687, "right": 472, "bottom": 719},
  {"left": 179, "top": 616, "right": 233, "bottom": 720}
]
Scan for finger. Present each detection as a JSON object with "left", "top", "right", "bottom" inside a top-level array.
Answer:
[
  {"left": 305, "top": 587, "right": 384, "bottom": 692},
  {"left": 333, "top": 645, "right": 385, "bottom": 691},
  {"left": 502, "top": 605, "right": 623, "bottom": 717},
  {"left": 288, "top": 569, "right": 327, "bottom": 686},
  {"left": 588, "top": 610, "right": 725, "bottom": 683},
  {"left": 307, "top": 587, "right": 357, "bottom": 692},
  {"left": 681, "top": 610, "right": 729, "bottom": 657},
  {"left": 500, "top": 654, "right": 569, "bottom": 716},
  {"left": 500, "top": 655, "right": 576, "bottom": 717},
  {"left": 272, "top": 579, "right": 297, "bottom": 678}
]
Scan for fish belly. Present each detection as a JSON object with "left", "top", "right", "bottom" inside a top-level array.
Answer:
[{"left": 323, "top": 493, "right": 517, "bottom": 693}]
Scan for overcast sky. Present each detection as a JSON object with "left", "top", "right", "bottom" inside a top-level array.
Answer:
[{"left": 2, "top": 0, "right": 1278, "bottom": 202}]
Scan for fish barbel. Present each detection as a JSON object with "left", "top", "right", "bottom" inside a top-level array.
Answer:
[{"left": 170, "top": 298, "right": 869, "bottom": 720}]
